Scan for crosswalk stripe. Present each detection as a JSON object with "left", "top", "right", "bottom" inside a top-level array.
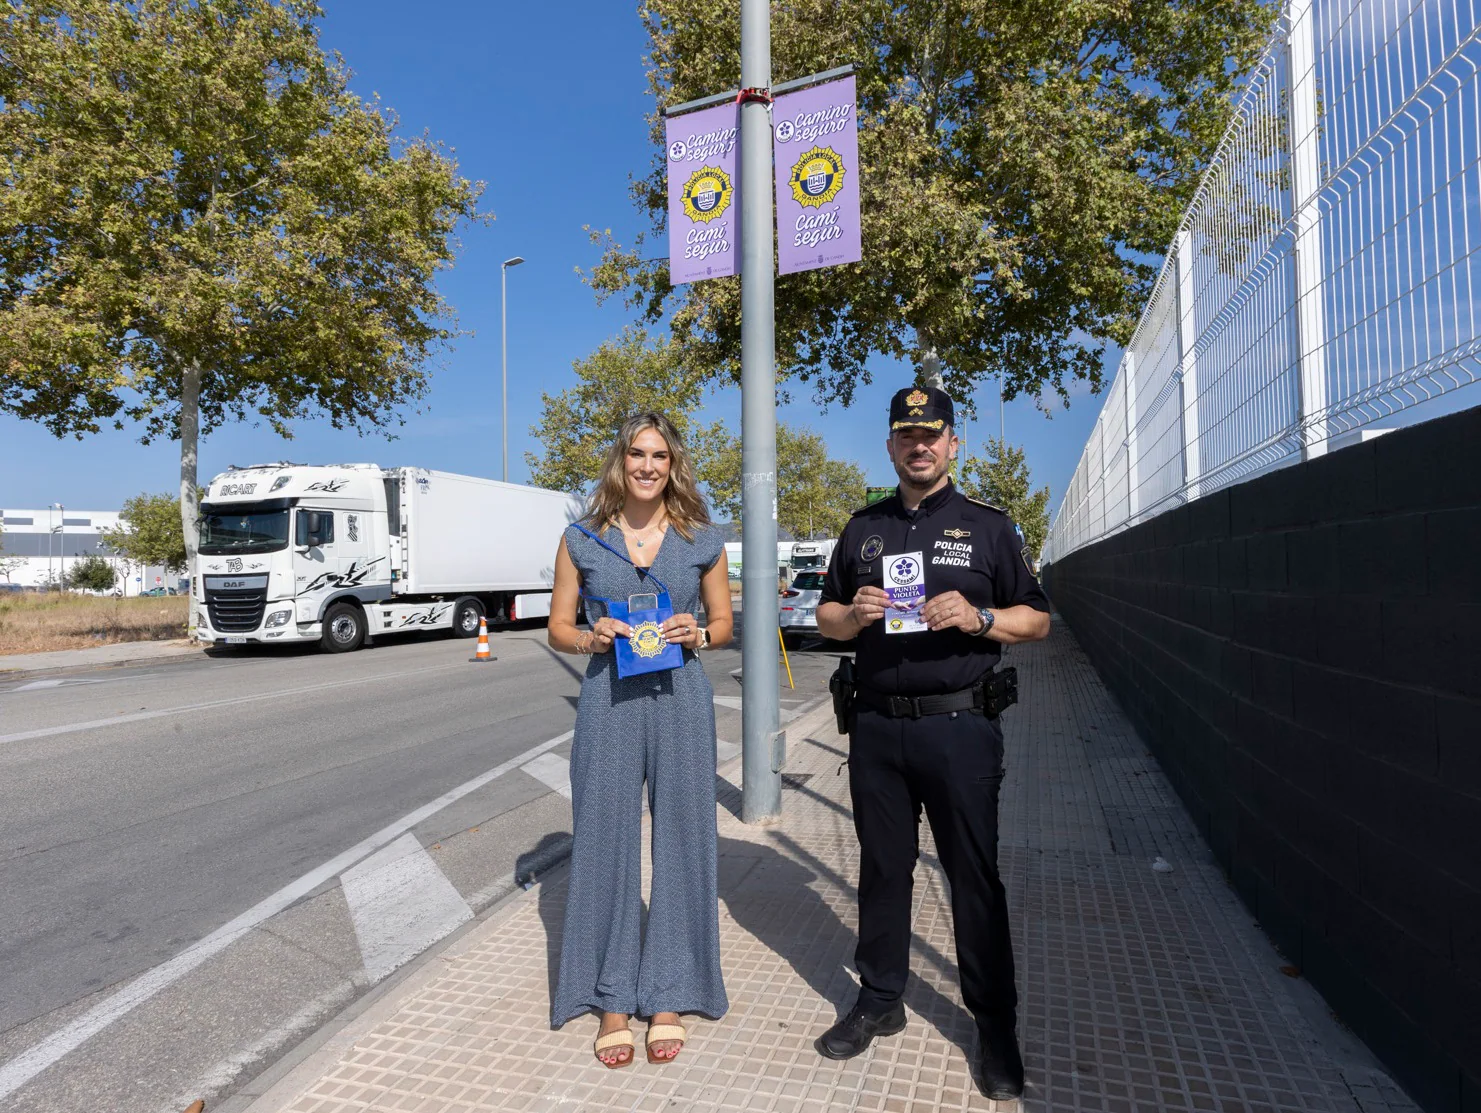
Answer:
[
  {"left": 713, "top": 693, "right": 812, "bottom": 724},
  {"left": 521, "top": 752, "right": 573, "bottom": 799},
  {"left": 340, "top": 833, "right": 473, "bottom": 983}
]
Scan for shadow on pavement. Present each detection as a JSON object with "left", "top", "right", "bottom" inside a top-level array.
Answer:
[
  {"left": 716, "top": 833, "right": 976, "bottom": 1060},
  {"left": 516, "top": 831, "right": 573, "bottom": 1014}
]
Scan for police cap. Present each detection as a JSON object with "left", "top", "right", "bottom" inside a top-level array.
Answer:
[{"left": 888, "top": 385, "right": 955, "bottom": 432}]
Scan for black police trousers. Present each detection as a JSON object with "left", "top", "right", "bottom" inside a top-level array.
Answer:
[{"left": 848, "top": 704, "right": 1016, "bottom": 1033}]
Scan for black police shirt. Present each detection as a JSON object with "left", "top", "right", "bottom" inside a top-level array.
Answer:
[{"left": 820, "top": 480, "right": 1050, "bottom": 696}]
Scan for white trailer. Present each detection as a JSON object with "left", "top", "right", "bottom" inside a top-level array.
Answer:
[{"left": 194, "top": 463, "right": 582, "bottom": 652}]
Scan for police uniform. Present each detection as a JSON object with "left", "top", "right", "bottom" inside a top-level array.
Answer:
[{"left": 817, "top": 386, "right": 1049, "bottom": 1095}]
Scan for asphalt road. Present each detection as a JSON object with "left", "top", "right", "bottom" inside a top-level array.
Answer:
[{"left": 0, "top": 617, "right": 839, "bottom": 1113}]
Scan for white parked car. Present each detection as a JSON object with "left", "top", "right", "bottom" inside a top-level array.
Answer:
[{"left": 779, "top": 571, "right": 826, "bottom": 646}]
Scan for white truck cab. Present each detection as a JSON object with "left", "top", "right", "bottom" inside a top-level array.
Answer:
[
  {"left": 195, "top": 463, "right": 581, "bottom": 652},
  {"left": 788, "top": 538, "right": 836, "bottom": 581}
]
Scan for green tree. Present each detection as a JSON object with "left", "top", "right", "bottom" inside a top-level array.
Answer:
[
  {"left": 100, "top": 492, "right": 189, "bottom": 574},
  {"left": 0, "top": 522, "right": 24, "bottom": 583},
  {"left": 708, "top": 423, "right": 866, "bottom": 539},
  {"left": 525, "top": 327, "right": 736, "bottom": 503},
  {"left": 65, "top": 554, "right": 118, "bottom": 593},
  {"left": 959, "top": 438, "right": 1051, "bottom": 560},
  {"left": 587, "top": 0, "right": 1274, "bottom": 407},
  {"left": 1, "top": 0, "right": 486, "bottom": 575}
]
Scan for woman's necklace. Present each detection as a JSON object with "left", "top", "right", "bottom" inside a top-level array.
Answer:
[{"left": 619, "top": 512, "right": 666, "bottom": 549}]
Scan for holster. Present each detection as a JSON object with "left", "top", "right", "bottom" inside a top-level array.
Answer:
[
  {"left": 829, "top": 655, "right": 857, "bottom": 735},
  {"left": 980, "top": 666, "right": 1019, "bottom": 718}
]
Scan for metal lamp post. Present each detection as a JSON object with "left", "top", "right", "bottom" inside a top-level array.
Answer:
[
  {"left": 501, "top": 256, "right": 525, "bottom": 483},
  {"left": 56, "top": 503, "right": 65, "bottom": 589}
]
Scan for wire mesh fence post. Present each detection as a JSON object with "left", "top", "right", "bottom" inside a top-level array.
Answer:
[
  {"left": 1125, "top": 352, "right": 1140, "bottom": 522},
  {"left": 1175, "top": 230, "right": 1202, "bottom": 502},
  {"left": 1287, "top": 0, "right": 1329, "bottom": 460}
]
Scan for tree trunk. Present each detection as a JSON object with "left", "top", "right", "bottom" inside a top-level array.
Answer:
[{"left": 180, "top": 360, "right": 201, "bottom": 632}]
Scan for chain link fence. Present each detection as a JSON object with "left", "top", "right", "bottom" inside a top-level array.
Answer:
[{"left": 1044, "top": 0, "right": 1481, "bottom": 564}]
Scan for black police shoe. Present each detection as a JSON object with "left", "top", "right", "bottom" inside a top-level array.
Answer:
[
  {"left": 815, "top": 1002, "right": 907, "bottom": 1060},
  {"left": 976, "top": 1025, "right": 1025, "bottom": 1100}
]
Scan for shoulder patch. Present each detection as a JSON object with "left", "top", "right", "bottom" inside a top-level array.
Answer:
[{"left": 964, "top": 496, "right": 1008, "bottom": 514}]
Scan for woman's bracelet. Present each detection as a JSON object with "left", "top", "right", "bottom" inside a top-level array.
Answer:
[{"left": 575, "top": 631, "right": 594, "bottom": 655}]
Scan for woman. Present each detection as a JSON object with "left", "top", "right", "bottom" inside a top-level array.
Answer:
[{"left": 547, "top": 411, "right": 734, "bottom": 1069}]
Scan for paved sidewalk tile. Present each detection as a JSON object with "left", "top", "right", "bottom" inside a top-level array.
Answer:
[{"left": 260, "top": 620, "right": 1418, "bottom": 1113}]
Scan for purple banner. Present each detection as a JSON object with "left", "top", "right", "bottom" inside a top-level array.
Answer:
[
  {"left": 773, "top": 76, "right": 861, "bottom": 276},
  {"left": 665, "top": 102, "right": 740, "bottom": 285}
]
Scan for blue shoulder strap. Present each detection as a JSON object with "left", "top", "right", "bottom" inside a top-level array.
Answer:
[{"left": 570, "top": 522, "right": 670, "bottom": 599}]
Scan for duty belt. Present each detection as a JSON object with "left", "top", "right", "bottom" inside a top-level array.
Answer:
[{"left": 854, "top": 685, "right": 983, "bottom": 719}]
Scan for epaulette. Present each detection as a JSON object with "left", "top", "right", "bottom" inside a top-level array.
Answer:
[
  {"left": 965, "top": 496, "right": 1008, "bottom": 514},
  {"left": 851, "top": 497, "right": 891, "bottom": 515}
]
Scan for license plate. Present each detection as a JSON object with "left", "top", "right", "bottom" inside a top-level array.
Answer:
[{"left": 224, "top": 637, "right": 248, "bottom": 644}]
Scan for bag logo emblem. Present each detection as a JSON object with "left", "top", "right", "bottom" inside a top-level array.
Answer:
[{"left": 629, "top": 622, "right": 667, "bottom": 659}]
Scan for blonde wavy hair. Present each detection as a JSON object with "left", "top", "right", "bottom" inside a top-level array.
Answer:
[{"left": 582, "top": 411, "right": 711, "bottom": 541}]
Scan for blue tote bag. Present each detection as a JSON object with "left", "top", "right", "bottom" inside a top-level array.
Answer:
[{"left": 573, "top": 524, "right": 685, "bottom": 679}]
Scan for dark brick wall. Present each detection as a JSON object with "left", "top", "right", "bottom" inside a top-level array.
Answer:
[{"left": 1043, "top": 406, "right": 1481, "bottom": 1113}]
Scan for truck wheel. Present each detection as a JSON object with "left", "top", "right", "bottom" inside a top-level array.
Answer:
[
  {"left": 451, "top": 596, "right": 484, "bottom": 638},
  {"left": 322, "top": 602, "right": 366, "bottom": 653}
]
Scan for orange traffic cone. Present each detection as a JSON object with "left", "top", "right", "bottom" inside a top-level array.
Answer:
[{"left": 469, "top": 615, "right": 496, "bottom": 662}]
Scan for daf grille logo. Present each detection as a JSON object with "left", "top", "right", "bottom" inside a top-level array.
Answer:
[{"left": 220, "top": 579, "right": 248, "bottom": 590}]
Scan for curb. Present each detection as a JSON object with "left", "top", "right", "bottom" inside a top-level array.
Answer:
[{"left": 0, "top": 639, "right": 206, "bottom": 677}]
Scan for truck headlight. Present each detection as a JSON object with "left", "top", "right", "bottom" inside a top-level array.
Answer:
[{"left": 265, "top": 609, "right": 293, "bottom": 628}]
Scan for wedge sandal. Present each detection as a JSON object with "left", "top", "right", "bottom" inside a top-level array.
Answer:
[
  {"left": 594, "top": 1026, "right": 635, "bottom": 1069},
  {"left": 645, "top": 1021, "right": 687, "bottom": 1064}
]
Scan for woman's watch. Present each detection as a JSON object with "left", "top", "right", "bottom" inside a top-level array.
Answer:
[
  {"left": 697, "top": 626, "right": 712, "bottom": 649},
  {"left": 972, "top": 607, "right": 996, "bottom": 637}
]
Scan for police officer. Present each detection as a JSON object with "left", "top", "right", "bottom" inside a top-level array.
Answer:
[{"left": 814, "top": 385, "right": 1050, "bottom": 1100}]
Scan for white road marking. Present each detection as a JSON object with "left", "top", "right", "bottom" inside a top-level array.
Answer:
[
  {"left": 5, "top": 673, "right": 161, "bottom": 693},
  {"left": 341, "top": 833, "right": 473, "bottom": 983},
  {"left": 521, "top": 752, "right": 572, "bottom": 799},
  {"left": 712, "top": 694, "right": 807, "bottom": 724},
  {"left": 0, "top": 729, "right": 572, "bottom": 1101},
  {"left": 0, "top": 662, "right": 464, "bottom": 746}
]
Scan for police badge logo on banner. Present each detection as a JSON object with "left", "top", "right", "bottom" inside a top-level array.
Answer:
[{"left": 681, "top": 167, "right": 733, "bottom": 223}]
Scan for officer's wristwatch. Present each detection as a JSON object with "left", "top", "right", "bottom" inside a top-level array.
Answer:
[{"left": 972, "top": 607, "right": 996, "bottom": 637}]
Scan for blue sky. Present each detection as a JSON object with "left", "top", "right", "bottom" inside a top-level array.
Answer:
[{"left": 0, "top": 0, "right": 1106, "bottom": 514}]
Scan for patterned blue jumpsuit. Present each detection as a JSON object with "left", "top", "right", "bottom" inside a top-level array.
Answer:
[{"left": 551, "top": 521, "right": 730, "bottom": 1026}]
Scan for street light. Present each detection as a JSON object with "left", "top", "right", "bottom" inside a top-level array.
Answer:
[{"left": 501, "top": 256, "right": 525, "bottom": 483}]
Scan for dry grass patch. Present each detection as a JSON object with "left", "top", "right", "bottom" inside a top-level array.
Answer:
[{"left": 0, "top": 593, "right": 190, "bottom": 655}]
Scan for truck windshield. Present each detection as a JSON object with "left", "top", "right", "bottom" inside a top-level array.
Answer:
[
  {"left": 199, "top": 506, "right": 291, "bottom": 554},
  {"left": 792, "top": 556, "right": 825, "bottom": 571}
]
